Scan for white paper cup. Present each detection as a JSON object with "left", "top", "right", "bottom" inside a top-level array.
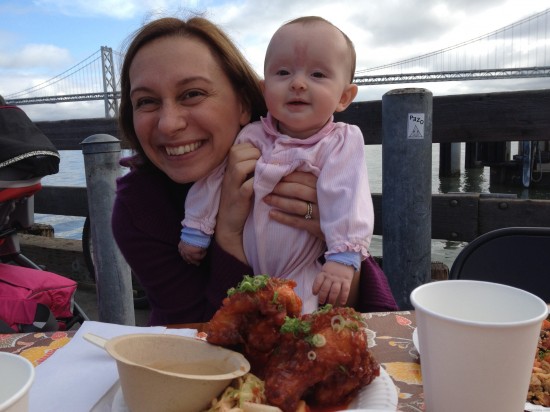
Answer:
[
  {"left": 0, "top": 353, "right": 35, "bottom": 412},
  {"left": 411, "top": 280, "right": 548, "bottom": 412}
]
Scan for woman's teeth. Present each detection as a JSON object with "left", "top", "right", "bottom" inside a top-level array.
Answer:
[{"left": 165, "top": 141, "right": 202, "bottom": 155}]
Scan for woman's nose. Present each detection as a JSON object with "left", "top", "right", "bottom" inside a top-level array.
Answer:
[{"left": 157, "top": 104, "right": 188, "bottom": 134}]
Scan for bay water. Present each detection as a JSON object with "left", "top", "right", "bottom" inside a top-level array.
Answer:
[{"left": 36, "top": 143, "right": 548, "bottom": 268}]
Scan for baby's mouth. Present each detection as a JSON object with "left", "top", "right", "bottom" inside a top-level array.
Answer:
[{"left": 288, "top": 99, "right": 308, "bottom": 106}]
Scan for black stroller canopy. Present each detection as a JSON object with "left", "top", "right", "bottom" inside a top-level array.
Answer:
[{"left": 0, "top": 104, "right": 60, "bottom": 180}]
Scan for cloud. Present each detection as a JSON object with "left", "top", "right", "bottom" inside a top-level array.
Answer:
[
  {"left": 32, "top": 0, "right": 205, "bottom": 19},
  {"left": 19, "top": 100, "right": 105, "bottom": 121},
  {"left": 0, "top": 44, "right": 71, "bottom": 70}
]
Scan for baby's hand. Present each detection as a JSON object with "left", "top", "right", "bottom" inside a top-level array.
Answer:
[
  {"left": 312, "top": 261, "right": 354, "bottom": 306},
  {"left": 178, "top": 240, "right": 207, "bottom": 266}
]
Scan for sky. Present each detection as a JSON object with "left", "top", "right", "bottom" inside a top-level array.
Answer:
[{"left": 0, "top": 0, "right": 548, "bottom": 121}]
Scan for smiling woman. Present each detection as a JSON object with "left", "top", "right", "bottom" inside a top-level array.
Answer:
[
  {"left": 112, "top": 16, "right": 267, "bottom": 326},
  {"left": 109, "top": 16, "right": 370, "bottom": 326}
]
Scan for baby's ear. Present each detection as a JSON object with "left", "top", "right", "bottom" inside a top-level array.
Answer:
[{"left": 335, "top": 84, "right": 358, "bottom": 112}]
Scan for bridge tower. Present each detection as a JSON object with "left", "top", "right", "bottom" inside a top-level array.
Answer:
[{"left": 101, "top": 46, "right": 119, "bottom": 118}]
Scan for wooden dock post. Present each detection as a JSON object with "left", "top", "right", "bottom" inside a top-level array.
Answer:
[
  {"left": 382, "top": 88, "right": 433, "bottom": 309},
  {"left": 82, "top": 134, "right": 135, "bottom": 325},
  {"left": 439, "top": 142, "right": 461, "bottom": 177}
]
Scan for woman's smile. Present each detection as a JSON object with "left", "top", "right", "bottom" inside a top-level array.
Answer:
[{"left": 165, "top": 141, "right": 203, "bottom": 156}]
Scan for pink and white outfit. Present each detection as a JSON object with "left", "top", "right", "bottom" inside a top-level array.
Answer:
[{"left": 182, "top": 113, "right": 374, "bottom": 313}]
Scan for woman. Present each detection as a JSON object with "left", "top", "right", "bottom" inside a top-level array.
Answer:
[{"left": 112, "top": 16, "right": 397, "bottom": 326}]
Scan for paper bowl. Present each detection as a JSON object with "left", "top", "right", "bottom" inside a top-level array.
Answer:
[
  {"left": 0, "top": 353, "right": 35, "bottom": 412},
  {"left": 104, "top": 334, "right": 250, "bottom": 412}
]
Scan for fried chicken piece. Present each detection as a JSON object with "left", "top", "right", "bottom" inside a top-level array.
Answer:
[
  {"left": 264, "top": 306, "right": 380, "bottom": 412},
  {"left": 206, "top": 275, "right": 302, "bottom": 374}
]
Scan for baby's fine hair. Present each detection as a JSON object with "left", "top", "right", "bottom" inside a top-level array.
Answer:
[{"left": 281, "top": 16, "right": 356, "bottom": 83}]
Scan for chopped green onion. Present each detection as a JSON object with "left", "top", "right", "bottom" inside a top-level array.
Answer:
[
  {"left": 310, "top": 334, "right": 326, "bottom": 347},
  {"left": 331, "top": 315, "right": 346, "bottom": 332},
  {"left": 281, "top": 316, "right": 311, "bottom": 336},
  {"left": 228, "top": 274, "right": 270, "bottom": 296},
  {"left": 314, "top": 304, "right": 333, "bottom": 314}
]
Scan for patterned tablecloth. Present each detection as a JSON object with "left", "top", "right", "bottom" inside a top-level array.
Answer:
[{"left": 0, "top": 311, "right": 423, "bottom": 411}]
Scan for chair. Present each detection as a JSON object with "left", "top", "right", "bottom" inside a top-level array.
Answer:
[{"left": 449, "top": 226, "right": 550, "bottom": 302}]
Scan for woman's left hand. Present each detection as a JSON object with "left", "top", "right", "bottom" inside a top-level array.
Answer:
[{"left": 263, "top": 171, "right": 324, "bottom": 241}]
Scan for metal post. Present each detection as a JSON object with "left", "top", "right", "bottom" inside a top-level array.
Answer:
[
  {"left": 81, "top": 134, "right": 135, "bottom": 325},
  {"left": 382, "top": 88, "right": 433, "bottom": 309}
]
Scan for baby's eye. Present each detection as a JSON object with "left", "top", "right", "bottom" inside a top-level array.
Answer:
[
  {"left": 311, "top": 71, "right": 326, "bottom": 78},
  {"left": 276, "top": 69, "right": 290, "bottom": 76}
]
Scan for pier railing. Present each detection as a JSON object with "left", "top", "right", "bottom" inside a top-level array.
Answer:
[{"left": 33, "top": 185, "right": 550, "bottom": 242}]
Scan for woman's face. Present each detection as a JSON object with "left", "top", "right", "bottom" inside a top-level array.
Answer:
[{"left": 129, "top": 36, "right": 250, "bottom": 183}]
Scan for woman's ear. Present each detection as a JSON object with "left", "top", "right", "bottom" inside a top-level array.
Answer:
[
  {"left": 239, "top": 104, "right": 252, "bottom": 126},
  {"left": 335, "top": 84, "right": 358, "bottom": 112}
]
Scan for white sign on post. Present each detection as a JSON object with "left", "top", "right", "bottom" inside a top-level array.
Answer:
[{"left": 407, "top": 113, "right": 425, "bottom": 140}]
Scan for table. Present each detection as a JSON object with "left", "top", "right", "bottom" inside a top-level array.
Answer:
[{"left": 0, "top": 311, "right": 423, "bottom": 411}]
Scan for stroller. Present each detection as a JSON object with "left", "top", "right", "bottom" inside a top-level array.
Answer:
[{"left": 0, "top": 98, "right": 89, "bottom": 332}]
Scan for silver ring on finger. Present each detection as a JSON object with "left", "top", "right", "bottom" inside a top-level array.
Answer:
[{"left": 304, "top": 201, "right": 313, "bottom": 220}]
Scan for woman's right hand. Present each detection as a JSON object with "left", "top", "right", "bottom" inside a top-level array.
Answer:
[
  {"left": 264, "top": 171, "right": 324, "bottom": 241},
  {"left": 215, "top": 143, "right": 260, "bottom": 263}
]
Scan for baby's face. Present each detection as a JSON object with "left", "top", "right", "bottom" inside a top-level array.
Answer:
[{"left": 263, "top": 22, "right": 354, "bottom": 139}]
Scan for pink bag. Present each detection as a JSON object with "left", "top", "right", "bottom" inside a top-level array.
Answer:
[{"left": 0, "top": 262, "right": 77, "bottom": 332}]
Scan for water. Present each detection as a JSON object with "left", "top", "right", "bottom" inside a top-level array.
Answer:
[{"left": 37, "top": 144, "right": 548, "bottom": 268}]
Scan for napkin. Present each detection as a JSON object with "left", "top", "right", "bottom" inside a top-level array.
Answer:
[
  {"left": 29, "top": 321, "right": 197, "bottom": 412},
  {"left": 525, "top": 402, "right": 550, "bottom": 411}
]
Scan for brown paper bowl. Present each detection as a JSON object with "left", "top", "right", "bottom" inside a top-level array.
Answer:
[{"left": 104, "top": 334, "right": 250, "bottom": 412}]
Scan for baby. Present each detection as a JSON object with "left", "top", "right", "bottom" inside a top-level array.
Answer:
[{"left": 179, "top": 16, "right": 374, "bottom": 313}]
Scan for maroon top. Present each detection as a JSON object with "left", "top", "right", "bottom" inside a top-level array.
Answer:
[{"left": 112, "top": 158, "right": 398, "bottom": 326}]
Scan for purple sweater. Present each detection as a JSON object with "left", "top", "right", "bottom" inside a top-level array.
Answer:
[{"left": 111, "top": 160, "right": 398, "bottom": 326}]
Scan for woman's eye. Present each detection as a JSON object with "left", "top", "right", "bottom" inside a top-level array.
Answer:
[
  {"left": 180, "top": 89, "right": 207, "bottom": 103},
  {"left": 183, "top": 90, "right": 204, "bottom": 99},
  {"left": 134, "top": 97, "right": 156, "bottom": 109}
]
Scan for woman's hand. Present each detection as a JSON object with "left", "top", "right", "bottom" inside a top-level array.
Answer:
[
  {"left": 215, "top": 143, "right": 260, "bottom": 263},
  {"left": 263, "top": 171, "right": 324, "bottom": 241}
]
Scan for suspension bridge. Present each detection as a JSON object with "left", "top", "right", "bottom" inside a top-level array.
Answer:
[{"left": 4, "top": 8, "right": 550, "bottom": 118}]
